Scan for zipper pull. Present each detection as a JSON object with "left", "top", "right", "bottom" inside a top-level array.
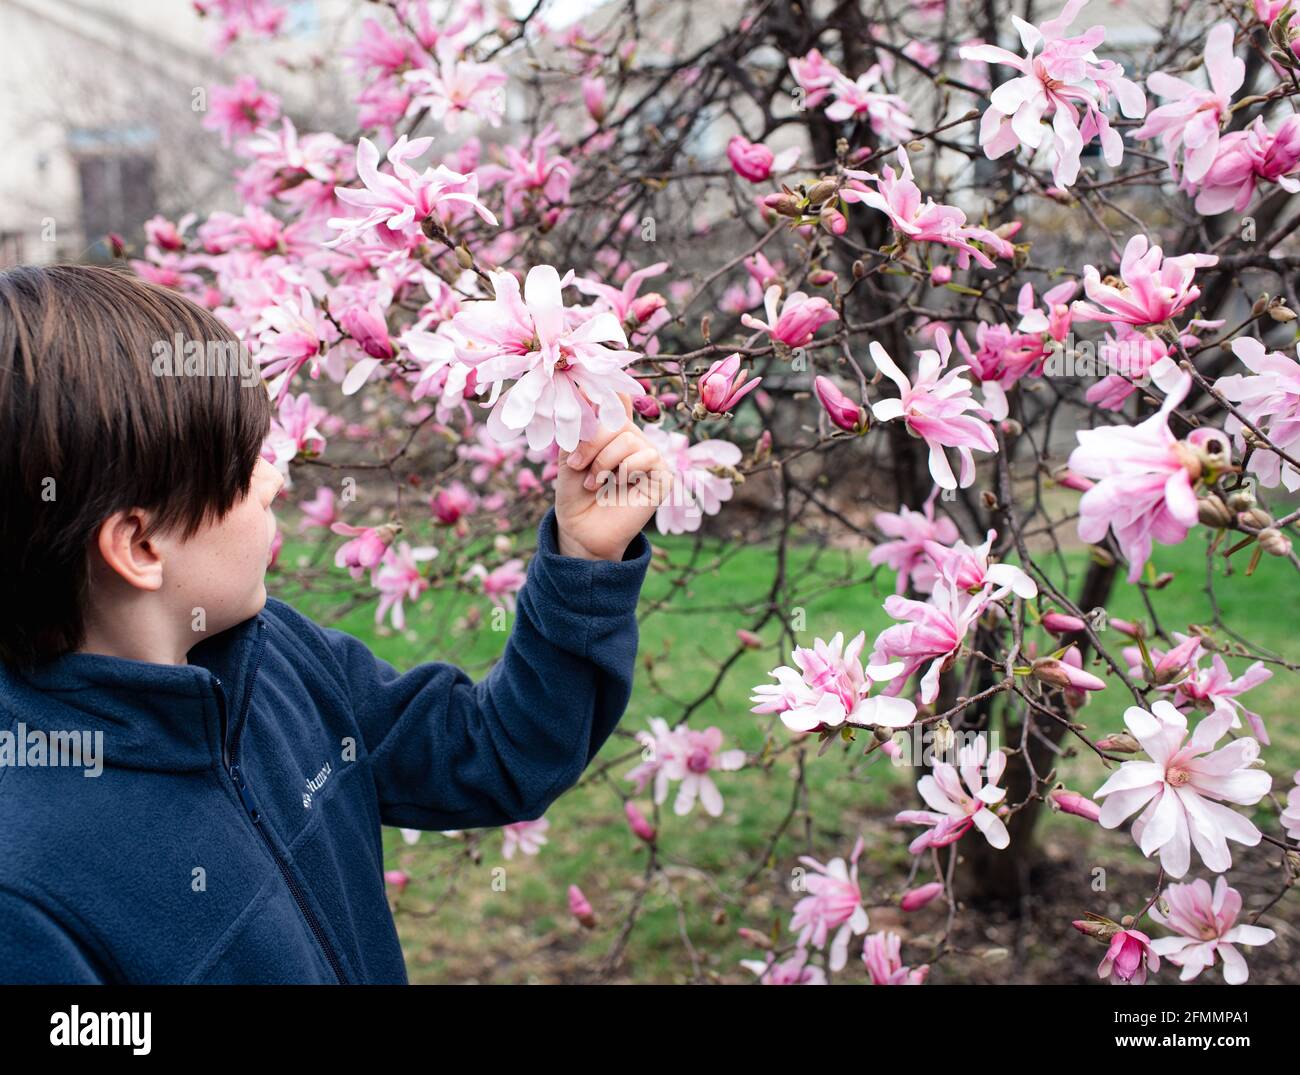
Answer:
[{"left": 229, "top": 763, "right": 262, "bottom": 824}]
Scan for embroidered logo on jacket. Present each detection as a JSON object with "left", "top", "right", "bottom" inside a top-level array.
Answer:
[{"left": 302, "top": 760, "right": 332, "bottom": 809}]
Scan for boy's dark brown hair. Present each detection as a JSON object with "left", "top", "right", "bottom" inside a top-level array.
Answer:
[{"left": 0, "top": 264, "right": 273, "bottom": 667}]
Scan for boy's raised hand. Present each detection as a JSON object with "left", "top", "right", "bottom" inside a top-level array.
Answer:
[{"left": 554, "top": 394, "right": 673, "bottom": 561}]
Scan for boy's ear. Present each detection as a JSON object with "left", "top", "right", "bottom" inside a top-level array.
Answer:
[{"left": 94, "top": 509, "right": 165, "bottom": 592}]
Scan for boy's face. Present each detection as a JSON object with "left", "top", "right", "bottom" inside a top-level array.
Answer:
[{"left": 158, "top": 456, "right": 285, "bottom": 646}]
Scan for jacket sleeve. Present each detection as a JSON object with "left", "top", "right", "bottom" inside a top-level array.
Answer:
[
  {"left": 319, "top": 507, "right": 651, "bottom": 832},
  {"left": 0, "top": 886, "right": 109, "bottom": 984}
]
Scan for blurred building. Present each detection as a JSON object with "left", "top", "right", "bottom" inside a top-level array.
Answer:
[{"left": 0, "top": 0, "right": 355, "bottom": 266}]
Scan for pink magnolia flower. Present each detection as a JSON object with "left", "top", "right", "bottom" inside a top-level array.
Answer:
[
  {"left": 298, "top": 486, "right": 336, "bottom": 534},
  {"left": 455, "top": 265, "right": 645, "bottom": 452},
  {"left": 959, "top": 0, "right": 1147, "bottom": 189},
  {"left": 750, "top": 631, "right": 917, "bottom": 733},
  {"left": 626, "top": 717, "right": 746, "bottom": 818},
  {"left": 1187, "top": 115, "right": 1300, "bottom": 216},
  {"left": 739, "top": 947, "right": 827, "bottom": 985},
  {"left": 1125, "top": 632, "right": 1273, "bottom": 745},
  {"left": 1097, "top": 928, "right": 1159, "bottom": 985},
  {"left": 641, "top": 424, "right": 741, "bottom": 535},
  {"left": 740, "top": 285, "right": 839, "bottom": 348},
  {"left": 1215, "top": 336, "right": 1300, "bottom": 491},
  {"left": 698, "top": 352, "right": 762, "bottom": 413},
  {"left": 1281, "top": 771, "right": 1300, "bottom": 842},
  {"left": 374, "top": 541, "right": 437, "bottom": 630},
  {"left": 572, "top": 261, "right": 669, "bottom": 325},
  {"left": 790, "top": 836, "right": 870, "bottom": 972},
  {"left": 788, "top": 49, "right": 840, "bottom": 110},
  {"left": 202, "top": 75, "right": 281, "bottom": 148},
  {"left": 1072, "top": 234, "right": 1217, "bottom": 328},
  {"left": 463, "top": 558, "right": 527, "bottom": 613},
  {"left": 868, "top": 330, "right": 998, "bottom": 490},
  {"left": 403, "top": 40, "right": 507, "bottom": 132},
  {"left": 871, "top": 577, "right": 995, "bottom": 705},
  {"left": 582, "top": 76, "right": 607, "bottom": 123},
  {"left": 502, "top": 818, "right": 550, "bottom": 859},
  {"left": 726, "top": 135, "right": 799, "bottom": 182},
  {"left": 1149, "top": 876, "right": 1275, "bottom": 983},
  {"left": 1093, "top": 700, "right": 1272, "bottom": 878},
  {"left": 457, "top": 424, "right": 527, "bottom": 482},
  {"left": 863, "top": 931, "right": 929, "bottom": 985},
  {"left": 261, "top": 391, "right": 328, "bottom": 476},
  {"left": 896, "top": 736, "right": 1010, "bottom": 851},
  {"left": 1084, "top": 323, "right": 1218, "bottom": 411},
  {"left": 477, "top": 125, "right": 573, "bottom": 229},
  {"left": 1134, "top": 23, "right": 1244, "bottom": 186},
  {"left": 923, "top": 529, "right": 1038, "bottom": 600},
  {"left": 842, "top": 149, "right": 1014, "bottom": 271},
  {"left": 823, "top": 67, "right": 912, "bottom": 141},
  {"left": 331, "top": 522, "right": 396, "bottom": 581},
  {"left": 328, "top": 136, "right": 497, "bottom": 249},
  {"left": 869, "top": 491, "right": 960, "bottom": 594},
  {"left": 1067, "top": 369, "right": 1206, "bottom": 582},
  {"left": 431, "top": 481, "right": 478, "bottom": 525},
  {"left": 955, "top": 280, "right": 1075, "bottom": 420},
  {"left": 196, "top": 0, "right": 285, "bottom": 51},
  {"left": 256, "top": 286, "right": 341, "bottom": 401}
]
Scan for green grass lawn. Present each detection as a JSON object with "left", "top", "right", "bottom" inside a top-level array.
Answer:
[{"left": 269, "top": 523, "right": 1300, "bottom": 983}]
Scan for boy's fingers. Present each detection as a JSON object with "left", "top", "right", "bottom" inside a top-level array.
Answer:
[{"left": 582, "top": 430, "right": 642, "bottom": 489}]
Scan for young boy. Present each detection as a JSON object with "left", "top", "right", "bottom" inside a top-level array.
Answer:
[{"left": 0, "top": 264, "right": 671, "bottom": 984}]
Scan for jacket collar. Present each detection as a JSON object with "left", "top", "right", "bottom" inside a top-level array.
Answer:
[{"left": 0, "top": 611, "right": 265, "bottom": 774}]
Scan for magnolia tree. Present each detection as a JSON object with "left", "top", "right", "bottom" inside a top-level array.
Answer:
[{"left": 127, "top": 0, "right": 1300, "bottom": 984}]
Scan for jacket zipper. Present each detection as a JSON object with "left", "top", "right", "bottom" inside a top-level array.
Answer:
[{"left": 213, "top": 620, "right": 350, "bottom": 985}]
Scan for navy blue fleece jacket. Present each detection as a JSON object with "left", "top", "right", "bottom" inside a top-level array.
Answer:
[{"left": 0, "top": 508, "right": 650, "bottom": 983}]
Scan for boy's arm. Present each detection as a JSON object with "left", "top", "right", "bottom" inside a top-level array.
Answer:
[{"left": 318, "top": 506, "right": 651, "bottom": 831}]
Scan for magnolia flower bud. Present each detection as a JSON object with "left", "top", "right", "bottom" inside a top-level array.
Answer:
[
  {"left": 1226, "top": 489, "right": 1256, "bottom": 512},
  {"left": 1052, "top": 468, "right": 1095, "bottom": 493},
  {"left": 624, "top": 801, "right": 656, "bottom": 843},
  {"left": 808, "top": 268, "right": 837, "bottom": 287},
  {"left": 736, "top": 629, "right": 763, "bottom": 649},
  {"left": 818, "top": 206, "right": 847, "bottom": 235},
  {"left": 764, "top": 194, "right": 801, "bottom": 217},
  {"left": 1197, "top": 495, "right": 1234, "bottom": 528},
  {"left": 1269, "top": 303, "right": 1297, "bottom": 323},
  {"left": 630, "top": 292, "right": 666, "bottom": 324},
  {"left": 930, "top": 265, "right": 953, "bottom": 285},
  {"left": 633, "top": 394, "right": 662, "bottom": 421},
  {"left": 737, "top": 927, "right": 772, "bottom": 949},
  {"left": 1032, "top": 654, "right": 1106, "bottom": 692},
  {"left": 804, "top": 178, "right": 839, "bottom": 204},
  {"left": 384, "top": 869, "right": 410, "bottom": 894},
  {"left": 1258, "top": 527, "right": 1292, "bottom": 557},
  {"left": 900, "top": 882, "right": 945, "bottom": 911},
  {"left": 1239, "top": 506, "right": 1274, "bottom": 531},
  {"left": 1049, "top": 786, "right": 1102, "bottom": 822},
  {"left": 568, "top": 884, "right": 597, "bottom": 929},
  {"left": 1071, "top": 917, "right": 1121, "bottom": 942},
  {"left": 1041, "top": 611, "right": 1087, "bottom": 635},
  {"left": 1096, "top": 731, "right": 1140, "bottom": 753},
  {"left": 813, "top": 375, "right": 868, "bottom": 433}
]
